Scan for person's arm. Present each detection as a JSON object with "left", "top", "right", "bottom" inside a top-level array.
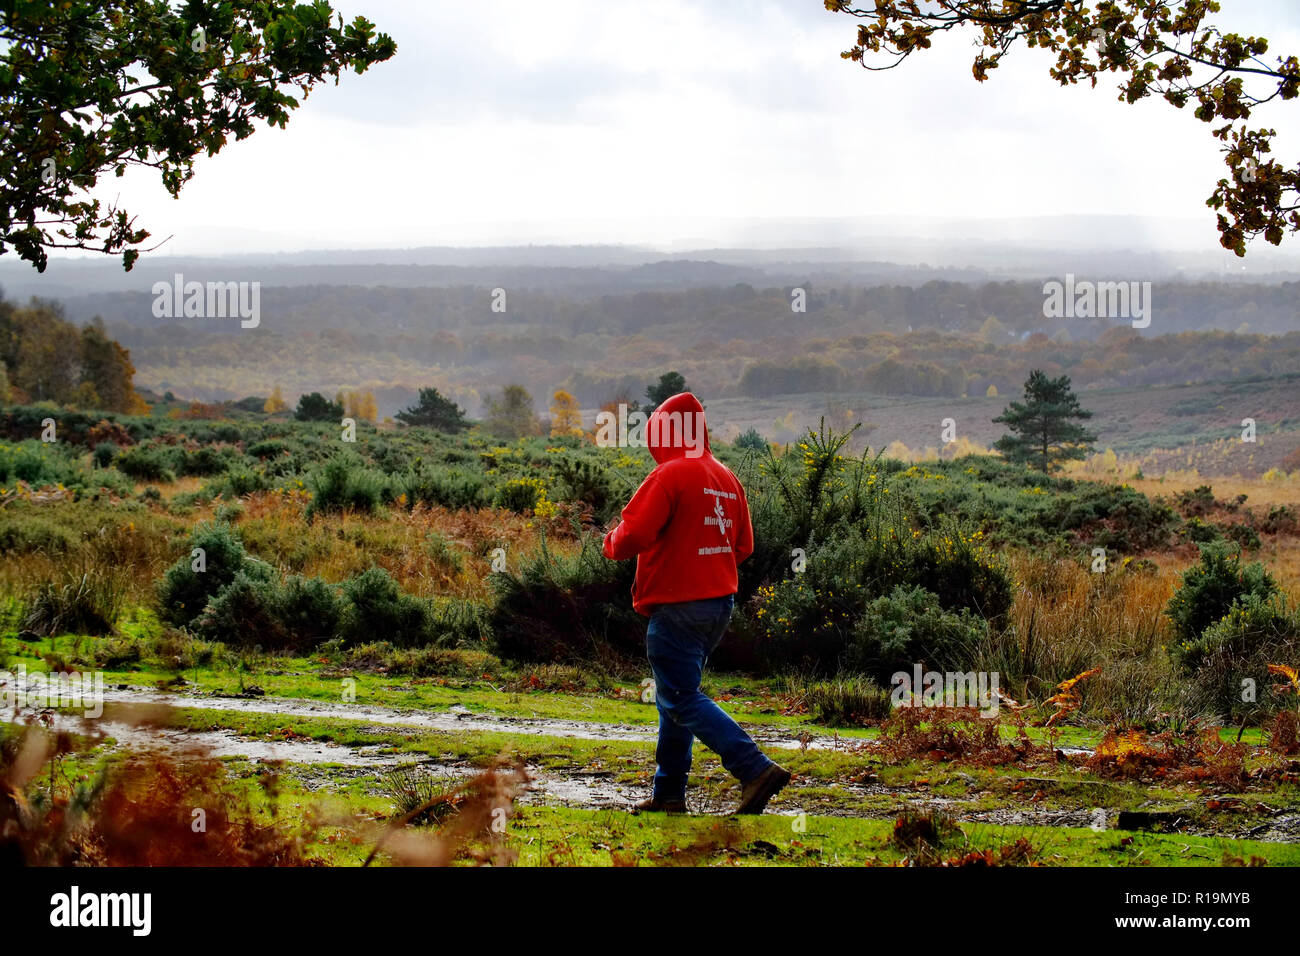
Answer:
[
  {"left": 733, "top": 481, "right": 754, "bottom": 565},
  {"left": 603, "top": 471, "right": 673, "bottom": 560}
]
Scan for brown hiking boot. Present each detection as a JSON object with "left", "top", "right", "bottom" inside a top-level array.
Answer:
[
  {"left": 735, "top": 763, "right": 792, "bottom": 815},
  {"left": 630, "top": 797, "right": 688, "bottom": 815}
]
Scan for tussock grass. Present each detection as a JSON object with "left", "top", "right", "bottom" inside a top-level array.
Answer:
[
  {"left": 787, "top": 674, "right": 892, "bottom": 727},
  {"left": 976, "top": 554, "right": 1180, "bottom": 723}
]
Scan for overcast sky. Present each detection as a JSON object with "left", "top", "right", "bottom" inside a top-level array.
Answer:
[{"left": 84, "top": 0, "right": 1300, "bottom": 257}]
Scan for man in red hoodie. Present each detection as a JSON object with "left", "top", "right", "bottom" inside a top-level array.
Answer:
[{"left": 603, "top": 391, "right": 791, "bottom": 815}]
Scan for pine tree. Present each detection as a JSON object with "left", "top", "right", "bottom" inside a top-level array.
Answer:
[
  {"left": 295, "top": 392, "right": 344, "bottom": 422},
  {"left": 395, "top": 387, "right": 469, "bottom": 432},
  {"left": 645, "top": 371, "right": 686, "bottom": 413},
  {"left": 993, "top": 370, "right": 1097, "bottom": 473}
]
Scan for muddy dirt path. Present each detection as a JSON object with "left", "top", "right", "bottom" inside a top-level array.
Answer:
[
  {"left": 47, "top": 709, "right": 1290, "bottom": 842},
  {"left": 39, "top": 708, "right": 1089, "bottom": 829},
  {"left": 23, "top": 687, "right": 1263, "bottom": 843},
  {"left": 21, "top": 687, "right": 1281, "bottom": 842},
  {"left": 88, "top": 685, "right": 867, "bottom": 752}
]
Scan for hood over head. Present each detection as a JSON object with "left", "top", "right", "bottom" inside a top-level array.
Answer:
[{"left": 647, "top": 391, "right": 710, "bottom": 463}]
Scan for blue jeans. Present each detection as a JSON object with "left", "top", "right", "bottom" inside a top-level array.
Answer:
[{"left": 646, "top": 594, "right": 773, "bottom": 801}]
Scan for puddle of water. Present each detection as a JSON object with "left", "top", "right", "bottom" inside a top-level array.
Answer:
[
  {"left": 521, "top": 767, "right": 638, "bottom": 809},
  {"left": 35, "top": 710, "right": 393, "bottom": 767},
  {"left": 15, "top": 709, "right": 1291, "bottom": 841},
  {"left": 91, "top": 686, "right": 860, "bottom": 751}
]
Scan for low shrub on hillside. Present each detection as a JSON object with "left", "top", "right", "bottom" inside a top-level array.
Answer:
[
  {"left": 218, "top": 468, "right": 273, "bottom": 498},
  {"left": 247, "top": 438, "right": 290, "bottom": 460},
  {"left": 193, "top": 570, "right": 293, "bottom": 650},
  {"left": 156, "top": 522, "right": 481, "bottom": 651},
  {"left": 0, "top": 440, "right": 131, "bottom": 495},
  {"left": 1174, "top": 594, "right": 1300, "bottom": 719},
  {"left": 757, "top": 577, "right": 988, "bottom": 679},
  {"left": 305, "top": 454, "right": 390, "bottom": 520},
  {"left": 340, "top": 566, "right": 435, "bottom": 648},
  {"left": 91, "top": 442, "right": 117, "bottom": 468},
  {"left": 1166, "top": 542, "right": 1277, "bottom": 653},
  {"left": 1261, "top": 505, "right": 1298, "bottom": 535},
  {"left": 553, "top": 455, "right": 619, "bottom": 523},
  {"left": 492, "top": 476, "right": 548, "bottom": 514},
  {"left": 1164, "top": 542, "right": 1296, "bottom": 719},
  {"left": 0, "top": 514, "right": 79, "bottom": 554},
  {"left": 156, "top": 522, "right": 273, "bottom": 629},
  {"left": 400, "top": 465, "right": 490, "bottom": 510},
  {"left": 888, "top": 456, "right": 1178, "bottom": 550},
  {"left": 193, "top": 571, "right": 342, "bottom": 652},
  {"left": 113, "top": 444, "right": 177, "bottom": 482},
  {"left": 1174, "top": 485, "right": 1218, "bottom": 518},
  {"left": 489, "top": 534, "right": 640, "bottom": 667}
]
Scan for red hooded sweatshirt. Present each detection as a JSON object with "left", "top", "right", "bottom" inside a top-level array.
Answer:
[{"left": 602, "top": 392, "right": 754, "bottom": 616}]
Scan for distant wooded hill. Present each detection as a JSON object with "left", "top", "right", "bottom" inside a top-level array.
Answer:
[{"left": 31, "top": 277, "right": 1293, "bottom": 417}]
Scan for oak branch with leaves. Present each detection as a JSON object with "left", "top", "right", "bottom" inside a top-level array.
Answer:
[
  {"left": 826, "top": 0, "right": 1300, "bottom": 255},
  {"left": 1, "top": 0, "right": 396, "bottom": 272}
]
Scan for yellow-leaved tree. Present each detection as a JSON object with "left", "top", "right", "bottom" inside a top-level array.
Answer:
[
  {"left": 340, "top": 389, "right": 378, "bottom": 422},
  {"left": 550, "top": 389, "right": 584, "bottom": 438}
]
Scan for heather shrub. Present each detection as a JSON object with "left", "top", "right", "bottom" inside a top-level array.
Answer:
[
  {"left": 339, "top": 566, "right": 432, "bottom": 648},
  {"left": 1175, "top": 594, "right": 1300, "bottom": 719},
  {"left": 156, "top": 522, "right": 273, "bottom": 629},
  {"left": 306, "top": 454, "right": 387, "bottom": 520},
  {"left": 489, "top": 534, "right": 640, "bottom": 666},
  {"left": 400, "top": 465, "right": 490, "bottom": 509},
  {"left": 1166, "top": 542, "right": 1277, "bottom": 655},
  {"left": 113, "top": 444, "right": 177, "bottom": 482}
]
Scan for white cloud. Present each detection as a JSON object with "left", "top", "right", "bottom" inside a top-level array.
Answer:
[{"left": 81, "top": 0, "right": 1300, "bottom": 256}]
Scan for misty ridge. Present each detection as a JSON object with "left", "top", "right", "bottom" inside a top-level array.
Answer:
[{"left": 7, "top": 235, "right": 1297, "bottom": 421}]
